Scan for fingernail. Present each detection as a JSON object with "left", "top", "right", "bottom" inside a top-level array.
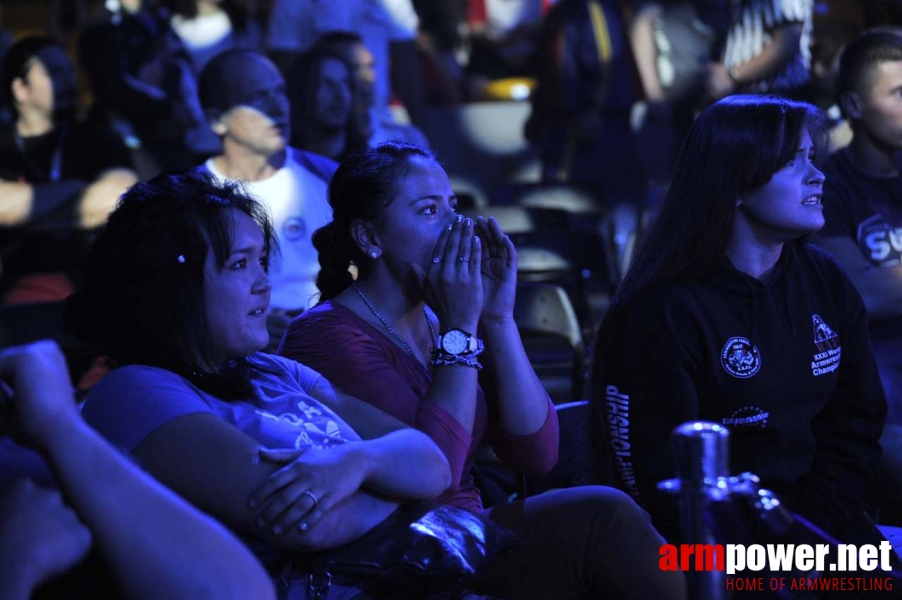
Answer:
[
  {"left": 299, "top": 522, "right": 308, "bottom": 532},
  {"left": 457, "top": 214, "right": 464, "bottom": 223},
  {"left": 474, "top": 236, "right": 480, "bottom": 244},
  {"left": 273, "top": 525, "right": 283, "bottom": 535},
  {"left": 447, "top": 223, "right": 453, "bottom": 231},
  {"left": 465, "top": 218, "right": 473, "bottom": 226}
]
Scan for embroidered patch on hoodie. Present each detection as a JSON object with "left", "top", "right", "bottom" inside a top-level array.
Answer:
[
  {"left": 721, "top": 337, "right": 761, "bottom": 378},
  {"left": 723, "top": 405, "right": 769, "bottom": 429},
  {"left": 811, "top": 314, "right": 841, "bottom": 377}
]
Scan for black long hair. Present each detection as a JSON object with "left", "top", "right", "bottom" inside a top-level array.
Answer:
[
  {"left": 600, "top": 95, "right": 828, "bottom": 337},
  {"left": 66, "top": 169, "right": 276, "bottom": 400},
  {"left": 287, "top": 45, "right": 369, "bottom": 161}
]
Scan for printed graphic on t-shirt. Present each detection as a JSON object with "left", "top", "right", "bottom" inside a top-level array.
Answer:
[
  {"left": 857, "top": 214, "right": 902, "bottom": 267},
  {"left": 256, "top": 398, "right": 345, "bottom": 450},
  {"left": 811, "top": 314, "right": 841, "bottom": 377},
  {"left": 721, "top": 337, "right": 761, "bottom": 378}
]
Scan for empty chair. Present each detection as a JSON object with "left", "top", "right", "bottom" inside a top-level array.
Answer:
[
  {"left": 509, "top": 229, "right": 614, "bottom": 338},
  {"left": 493, "top": 182, "right": 604, "bottom": 215},
  {"left": 449, "top": 176, "right": 490, "bottom": 210},
  {"left": 514, "top": 282, "right": 585, "bottom": 403},
  {"left": 461, "top": 205, "right": 571, "bottom": 234},
  {"left": 510, "top": 230, "right": 608, "bottom": 282},
  {"left": 461, "top": 205, "right": 535, "bottom": 234}
]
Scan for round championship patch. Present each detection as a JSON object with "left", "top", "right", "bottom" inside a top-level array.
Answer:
[{"left": 720, "top": 337, "right": 761, "bottom": 379}]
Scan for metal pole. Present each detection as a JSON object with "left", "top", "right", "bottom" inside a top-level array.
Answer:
[{"left": 661, "top": 422, "right": 731, "bottom": 600}]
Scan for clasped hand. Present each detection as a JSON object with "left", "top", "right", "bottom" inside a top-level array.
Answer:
[
  {"left": 248, "top": 443, "right": 367, "bottom": 536},
  {"left": 416, "top": 215, "right": 517, "bottom": 328}
]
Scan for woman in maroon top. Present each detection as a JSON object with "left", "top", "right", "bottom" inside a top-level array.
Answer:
[{"left": 278, "top": 142, "right": 685, "bottom": 599}]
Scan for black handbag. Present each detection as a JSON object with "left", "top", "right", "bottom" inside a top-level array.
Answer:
[{"left": 278, "top": 503, "right": 520, "bottom": 600}]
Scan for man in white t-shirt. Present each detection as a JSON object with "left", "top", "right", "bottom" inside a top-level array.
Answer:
[{"left": 198, "top": 49, "right": 338, "bottom": 349}]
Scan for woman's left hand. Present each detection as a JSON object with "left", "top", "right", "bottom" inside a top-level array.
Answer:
[
  {"left": 475, "top": 216, "right": 517, "bottom": 322},
  {"left": 248, "top": 443, "right": 368, "bottom": 535}
]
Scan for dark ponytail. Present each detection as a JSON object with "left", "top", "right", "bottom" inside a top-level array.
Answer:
[{"left": 313, "top": 221, "right": 359, "bottom": 300}]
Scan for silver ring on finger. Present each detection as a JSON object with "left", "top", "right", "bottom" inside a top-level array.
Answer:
[
  {"left": 457, "top": 255, "right": 470, "bottom": 263},
  {"left": 432, "top": 256, "right": 441, "bottom": 264},
  {"left": 301, "top": 490, "right": 318, "bottom": 507}
]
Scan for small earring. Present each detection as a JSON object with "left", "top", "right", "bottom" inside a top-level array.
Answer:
[{"left": 370, "top": 251, "right": 379, "bottom": 259}]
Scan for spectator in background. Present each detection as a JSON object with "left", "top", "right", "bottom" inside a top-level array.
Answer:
[
  {"left": 0, "top": 37, "right": 137, "bottom": 305},
  {"left": 412, "top": 0, "right": 467, "bottom": 104},
  {"left": 525, "top": 0, "right": 646, "bottom": 273},
  {"left": 0, "top": 340, "right": 276, "bottom": 600},
  {"left": 382, "top": 0, "right": 429, "bottom": 130},
  {"left": 78, "top": 0, "right": 219, "bottom": 175},
  {"left": 288, "top": 46, "right": 369, "bottom": 162},
  {"left": 818, "top": 29, "right": 902, "bottom": 525},
  {"left": 158, "top": 0, "right": 264, "bottom": 71},
  {"left": 628, "top": 0, "right": 728, "bottom": 151},
  {"left": 198, "top": 49, "right": 337, "bottom": 349},
  {"left": 464, "top": 0, "right": 551, "bottom": 100},
  {"left": 706, "top": 0, "right": 813, "bottom": 102},
  {"left": 525, "top": 0, "right": 645, "bottom": 203},
  {"left": 266, "top": 0, "right": 429, "bottom": 140},
  {"left": 316, "top": 31, "right": 431, "bottom": 148}
]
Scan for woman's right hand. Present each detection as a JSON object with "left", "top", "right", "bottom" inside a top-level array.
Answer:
[
  {"left": 248, "top": 443, "right": 370, "bottom": 536},
  {"left": 418, "top": 215, "right": 483, "bottom": 330}
]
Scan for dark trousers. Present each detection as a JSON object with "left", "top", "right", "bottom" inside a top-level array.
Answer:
[{"left": 472, "top": 486, "right": 687, "bottom": 599}]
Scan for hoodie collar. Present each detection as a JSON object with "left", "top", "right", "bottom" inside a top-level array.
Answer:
[{"left": 710, "top": 243, "right": 803, "bottom": 344}]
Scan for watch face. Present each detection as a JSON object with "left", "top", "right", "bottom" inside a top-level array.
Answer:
[{"left": 441, "top": 329, "right": 469, "bottom": 355}]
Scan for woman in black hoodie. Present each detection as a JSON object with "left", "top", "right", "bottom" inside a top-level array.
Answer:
[{"left": 593, "top": 95, "right": 889, "bottom": 549}]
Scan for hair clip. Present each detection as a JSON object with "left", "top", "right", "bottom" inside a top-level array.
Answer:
[{"left": 178, "top": 255, "right": 186, "bottom": 264}]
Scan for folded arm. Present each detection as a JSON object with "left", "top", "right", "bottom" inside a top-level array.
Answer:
[
  {"left": 0, "top": 168, "right": 135, "bottom": 231},
  {"left": 131, "top": 412, "right": 402, "bottom": 552},
  {"left": 311, "top": 380, "right": 452, "bottom": 499}
]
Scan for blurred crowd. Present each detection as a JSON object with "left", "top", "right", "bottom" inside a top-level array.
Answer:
[{"left": 1, "top": 0, "right": 900, "bottom": 309}]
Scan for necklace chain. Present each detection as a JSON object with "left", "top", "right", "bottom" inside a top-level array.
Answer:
[{"left": 352, "top": 282, "right": 436, "bottom": 361}]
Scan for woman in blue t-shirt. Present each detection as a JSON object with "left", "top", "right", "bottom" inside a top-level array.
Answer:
[{"left": 66, "top": 169, "right": 455, "bottom": 591}]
